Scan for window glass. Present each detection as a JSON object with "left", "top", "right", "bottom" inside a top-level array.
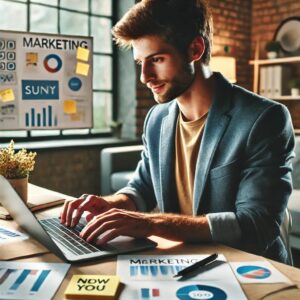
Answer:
[
  {"left": 92, "top": 92, "right": 112, "bottom": 132},
  {"left": 60, "top": 0, "right": 88, "bottom": 12},
  {"left": 92, "top": 0, "right": 112, "bottom": 16},
  {"left": 30, "top": 130, "right": 60, "bottom": 137},
  {"left": 30, "top": 4, "right": 58, "bottom": 33},
  {"left": 0, "top": 131, "right": 27, "bottom": 138},
  {"left": 0, "top": 0, "right": 27, "bottom": 31},
  {"left": 60, "top": 11, "right": 89, "bottom": 36},
  {"left": 31, "top": 0, "right": 58, "bottom": 5},
  {"left": 93, "top": 55, "right": 112, "bottom": 91},
  {"left": 62, "top": 129, "right": 89, "bottom": 135},
  {"left": 91, "top": 17, "right": 112, "bottom": 53}
]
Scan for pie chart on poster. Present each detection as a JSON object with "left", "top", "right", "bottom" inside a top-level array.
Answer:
[
  {"left": 237, "top": 265, "right": 271, "bottom": 279},
  {"left": 176, "top": 284, "right": 227, "bottom": 300}
]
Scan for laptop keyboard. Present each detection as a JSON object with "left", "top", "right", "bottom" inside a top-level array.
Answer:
[{"left": 39, "top": 217, "right": 103, "bottom": 256}]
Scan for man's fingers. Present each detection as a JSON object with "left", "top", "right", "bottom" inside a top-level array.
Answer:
[
  {"left": 96, "top": 227, "right": 129, "bottom": 245},
  {"left": 60, "top": 199, "right": 78, "bottom": 224},
  {"left": 85, "top": 220, "right": 120, "bottom": 242},
  {"left": 70, "top": 195, "right": 93, "bottom": 227}
]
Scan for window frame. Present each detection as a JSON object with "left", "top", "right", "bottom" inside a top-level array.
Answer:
[{"left": 0, "top": 0, "right": 117, "bottom": 143}]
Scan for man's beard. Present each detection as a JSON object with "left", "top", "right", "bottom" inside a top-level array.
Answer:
[{"left": 152, "top": 59, "right": 195, "bottom": 104}]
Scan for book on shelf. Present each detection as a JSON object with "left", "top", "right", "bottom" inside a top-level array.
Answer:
[
  {"left": 0, "top": 183, "right": 65, "bottom": 220},
  {"left": 259, "top": 65, "right": 291, "bottom": 98}
]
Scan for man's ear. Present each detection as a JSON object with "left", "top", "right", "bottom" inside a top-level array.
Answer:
[{"left": 188, "top": 36, "right": 205, "bottom": 62}]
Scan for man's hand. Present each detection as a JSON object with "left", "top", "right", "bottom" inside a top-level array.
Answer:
[
  {"left": 78, "top": 210, "right": 212, "bottom": 245},
  {"left": 80, "top": 208, "right": 154, "bottom": 245},
  {"left": 60, "top": 194, "right": 113, "bottom": 227}
]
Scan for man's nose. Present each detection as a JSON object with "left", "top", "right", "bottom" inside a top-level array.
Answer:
[{"left": 140, "top": 62, "right": 155, "bottom": 84}]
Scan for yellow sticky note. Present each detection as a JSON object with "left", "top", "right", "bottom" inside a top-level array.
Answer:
[
  {"left": 77, "top": 47, "right": 89, "bottom": 61},
  {"left": 64, "top": 100, "right": 77, "bottom": 114},
  {"left": 76, "top": 62, "right": 90, "bottom": 76},
  {"left": 64, "top": 275, "right": 120, "bottom": 300},
  {"left": 0, "top": 88, "right": 15, "bottom": 102},
  {"left": 26, "top": 52, "right": 38, "bottom": 66},
  {"left": 70, "top": 112, "right": 82, "bottom": 121}
]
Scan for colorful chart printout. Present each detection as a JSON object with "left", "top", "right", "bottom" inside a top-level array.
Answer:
[
  {"left": 230, "top": 261, "right": 291, "bottom": 284},
  {"left": 0, "top": 225, "right": 28, "bottom": 244},
  {"left": 117, "top": 254, "right": 247, "bottom": 299},
  {"left": 0, "top": 262, "right": 70, "bottom": 300}
]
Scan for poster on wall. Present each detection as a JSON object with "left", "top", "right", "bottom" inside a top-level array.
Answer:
[{"left": 0, "top": 30, "right": 93, "bottom": 130}]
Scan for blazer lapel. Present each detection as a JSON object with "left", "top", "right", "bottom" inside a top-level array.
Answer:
[
  {"left": 159, "top": 102, "right": 179, "bottom": 212},
  {"left": 193, "top": 74, "right": 234, "bottom": 215}
]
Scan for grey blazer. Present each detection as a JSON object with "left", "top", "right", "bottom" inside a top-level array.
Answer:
[{"left": 118, "top": 73, "right": 295, "bottom": 264}]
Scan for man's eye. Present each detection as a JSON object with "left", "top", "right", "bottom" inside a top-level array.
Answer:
[{"left": 152, "top": 57, "right": 163, "bottom": 63}]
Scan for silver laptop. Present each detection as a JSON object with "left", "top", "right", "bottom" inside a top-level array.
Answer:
[{"left": 0, "top": 175, "right": 157, "bottom": 262}]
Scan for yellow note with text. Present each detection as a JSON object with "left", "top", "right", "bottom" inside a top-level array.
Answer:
[{"left": 64, "top": 274, "right": 120, "bottom": 300}]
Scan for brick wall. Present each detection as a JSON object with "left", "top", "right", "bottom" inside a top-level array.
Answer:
[
  {"left": 252, "top": 0, "right": 300, "bottom": 129},
  {"left": 135, "top": 0, "right": 252, "bottom": 136}
]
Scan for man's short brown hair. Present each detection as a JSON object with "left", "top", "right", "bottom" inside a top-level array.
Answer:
[{"left": 112, "top": 0, "right": 213, "bottom": 64}]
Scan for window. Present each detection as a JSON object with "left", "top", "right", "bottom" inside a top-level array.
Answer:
[{"left": 0, "top": 0, "right": 114, "bottom": 140}]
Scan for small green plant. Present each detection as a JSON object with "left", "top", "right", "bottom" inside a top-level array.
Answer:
[
  {"left": 288, "top": 78, "right": 300, "bottom": 89},
  {"left": 0, "top": 140, "right": 37, "bottom": 179},
  {"left": 265, "top": 41, "right": 281, "bottom": 52}
]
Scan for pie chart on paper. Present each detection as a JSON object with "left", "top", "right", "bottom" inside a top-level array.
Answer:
[{"left": 236, "top": 265, "right": 271, "bottom": 279}]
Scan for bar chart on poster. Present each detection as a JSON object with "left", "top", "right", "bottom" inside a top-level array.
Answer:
[{"left": 0, "top": 30, "right": 93, "bottom": 130}]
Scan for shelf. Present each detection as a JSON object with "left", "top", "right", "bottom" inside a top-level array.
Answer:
[
  {"left": 295, "top": 129, "right": 300, "bottom": 135},
  {"left": 249, "top": 56, "right": 300, "bottom": 66},
  {"left": 272, "top": 95, "right": 300, "bottom": 101}
]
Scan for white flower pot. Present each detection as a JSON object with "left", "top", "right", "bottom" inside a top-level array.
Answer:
[
  {"left": 267, "top": 51, "right": 277, "bottom": 59},
  {"left": 291, "top": 88, "right": 300, "bottom": 97}
]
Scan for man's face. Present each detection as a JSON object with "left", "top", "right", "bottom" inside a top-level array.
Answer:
[{"left": 132, "top": 35, "right": 195, "bottom": 103}]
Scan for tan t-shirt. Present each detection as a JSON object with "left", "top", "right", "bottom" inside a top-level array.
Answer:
[{"left": 175, "top": 111, "right": 208, "bottom": 215}]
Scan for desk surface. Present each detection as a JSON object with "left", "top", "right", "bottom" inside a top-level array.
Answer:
[{"left": 1, "top": 186, "right": 300, "bottom": 300}]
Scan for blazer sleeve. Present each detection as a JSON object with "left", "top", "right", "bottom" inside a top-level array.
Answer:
[
  {"left": 235, "top": 103, "right": 295, "bottom": 254},
  {"left": 116, "top": 106, "right": 157, "bottom": 212}
]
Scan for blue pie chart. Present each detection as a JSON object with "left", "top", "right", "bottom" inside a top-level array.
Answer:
[
  {"left": 237, "top": 265, "right": 271, "bottom": 279},
  {"left": 176, "top": 284, "right": 227, "bottom": 300}
]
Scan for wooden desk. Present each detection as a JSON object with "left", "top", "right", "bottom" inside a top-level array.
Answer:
[{"left": 1, "top": 188, "right": 300, "bottom": 299}]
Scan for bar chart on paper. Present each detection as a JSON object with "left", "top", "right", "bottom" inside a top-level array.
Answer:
[
  {"left": 24, "top": 105, "right": 57, "bottom": 128},
  {"left": 130, "top": 265, "right": 187, "bottom": 279},
  {"left": 0, "top": 262, "right": 70, "bottom": 300}
]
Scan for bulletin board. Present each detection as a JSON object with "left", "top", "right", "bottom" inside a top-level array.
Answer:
[{"left": 0, "top": 30, "right": 93, "bottom": 130}]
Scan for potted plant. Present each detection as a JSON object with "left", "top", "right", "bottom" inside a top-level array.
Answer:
[
  {"left": 110, "top": 120, "right": 123, "bottom": 139},
  {"left": 0, "top": 140, "right": 37, "bottom": 203},
  {"left": 289, "top": 78, "right": 300, "bottom": 97},
  {"left": 265, "top": 41, "right": 281, "bottom": 59}
]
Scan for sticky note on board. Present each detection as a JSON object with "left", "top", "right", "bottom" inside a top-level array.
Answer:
[
  {"left": 64, "top": 100, "right": 77, "bottom": 114},
  {"left": 64, "top": 274, "right": 120, "bottom": 299},
  {"left": 76, "top": 62, "right": 90, "bottom": 76},
  {"left": 70, "top": 112, "right": 82, "bottom": 121},
  {"left": 26, "top": 52, "right": 38, "bottom": 66},
  {"left": 77, "top": 47, "right": 89, "bottom": 61},
  {"left": 0, "top": 88, "right": 15, "bottom": 102}
]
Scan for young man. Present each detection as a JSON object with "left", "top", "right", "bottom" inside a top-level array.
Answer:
[{"left": 61, "top": 0, "right": 295, "bottom": 264}]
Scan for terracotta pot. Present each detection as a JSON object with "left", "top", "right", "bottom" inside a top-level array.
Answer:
[{"left": 8, "top": 176, "right": 28, "bottom": 204}]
